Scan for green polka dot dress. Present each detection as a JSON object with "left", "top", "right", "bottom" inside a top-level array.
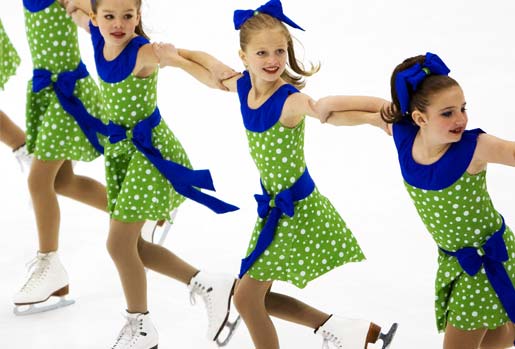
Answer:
[
  {"left": 0, "top": 19, "right": 20, "bottom": 90},
  {"left": 237, "top": 71, "right": 365, "bottom": 288},
  {"left": 90, "top": 24, "right": 190, "bottom": 223},
  {"left": 393, "top": 122, "right": 515, "bottom": 332},
  {"left": 24, "top": 0, "right": 103, "bottom": 161}
]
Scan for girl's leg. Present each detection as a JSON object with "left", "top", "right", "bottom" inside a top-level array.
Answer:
[
  {"left": 54, "top": 160, "right": 107, "bottom": 212},
  {"left": 0, "top": 110, "right": 25, "bottom": 150},
  {"left": 107, "top": 219, "right": 147, "bottom": 313},
  {"left": 136, "top": 237, "right": 198, "bottom": 284},
  {"left": 480, "top": 323, "right": 515, "bottom": 349},
  {"left": 28, "top": 158, "right": 65, "bottom": 252},
  {"left": 265, "top": 292, "right": 382, "bottom": 346},
  {"left": 444, "top": 323, "right": 488, "bottom": 349},
  {"left": 233, "top": 275, "right": 278, "bottom": 349}
]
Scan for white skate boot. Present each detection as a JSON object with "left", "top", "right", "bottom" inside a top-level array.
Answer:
[
  {"left": 141, "top": 210, "right": 177, "bottom": 246},
  {"left": 13, "top": 144, "right": 33, "bottom": 173},
  {"left": 188, "top": 271, "right": 241, "bottom": 347},
  {"left": 315, "top": 315, "right": 398, "bottom": 349},
  {"left": 13, "top": 251, "right": 75, "bottom": 315},
  {"left": 110, "top": 311, "right": 158, "bottom": 349}
]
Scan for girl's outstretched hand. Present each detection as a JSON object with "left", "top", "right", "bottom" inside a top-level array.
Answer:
[
  {"left": 153, "top": 42, "right": 183, "bottom": 67},
  {"left": 209, "top": 62, "right": 239, "bottom": 91}
]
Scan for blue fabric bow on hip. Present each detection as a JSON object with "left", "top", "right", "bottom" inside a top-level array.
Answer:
[
  {"left": 234, "top": 0, "right": 304, "bottom": 31},
  {"left": 106, "top": 108, "right": 239, "bottom": 215},
  {"left": 32, "top": 61, "right": 107, "bottom": 154},
  {"left": 239, "top": 168, "right": 315, "bottom": 278},
  {"left": 395, "top": 52, "right": 450, "bottom": 115},
  {"left": 441, "top": 217, "right": 515, "bottom": 322}
]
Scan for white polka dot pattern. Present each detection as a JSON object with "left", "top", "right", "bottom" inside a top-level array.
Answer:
[{"left": 0, "top": 19, "right": 20, "bottom": 90}]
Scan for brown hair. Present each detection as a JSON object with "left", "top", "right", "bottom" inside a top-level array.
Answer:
[
  {"left": 381, "top": 55, "right": 459, "bottom": 124},
  {"left": 90, "top": 0, "right": 149, "bottom": 40},
  {"left": 239, "top": 13, "right": 319, "bottom": 90}
]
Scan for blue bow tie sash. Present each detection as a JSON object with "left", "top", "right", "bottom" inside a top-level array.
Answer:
[
  {"left": 395, "top": 52, "right": 451, "bottom": 115},
  {"left": 106, "top": 108, "right": 238, "bottom": 214},
  {"left": 440, "top": 217, "right": 515, "bottom": 322},
  {"left": 239, "top": 168, "right": 315, "bottom": 278},
  {"left": 233, "top": 0, "right": 304, "bottom": 31},
  {"left": 32, "top": 61, "right": 107, "bottom": 154}
]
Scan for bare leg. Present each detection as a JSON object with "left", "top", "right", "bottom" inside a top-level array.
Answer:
[
  {"left": 28, "top": 159, "right": 65, "bottom": 252},
  {"left": 0, "top": 110, "right": 25, "bottom": 150},
  {"left": 54, "top": 160, "right": 107, "bottom": 212},
  {"left": 233, "top": 275, "right": 278, "bottom": 349},
  {"left": 265, "top": 292, "right": 330, "bottom": 329},
  {"left": 137, "top": 237, "right": 198, "bottom": 284},
  {"left": 481, "top": 323, "right": 515, "bottom": 349},
  {"left": 106, "top": 219, "right": 147, "bottom": 313},
  {"left": 444, "top": 323, "right": 488, "bottom": 349}
]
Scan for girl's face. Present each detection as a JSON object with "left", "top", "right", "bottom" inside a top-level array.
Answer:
[
  {"left": 92, "top": 0, "right": 140, "bottom": 49},
  {"left": 240, "top": 28, "right": 288, "bottom": 83},
  {"left": 415, "top": 85, "right": 468, "bottom": 144}
]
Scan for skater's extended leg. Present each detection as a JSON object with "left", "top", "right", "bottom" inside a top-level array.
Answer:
[
  {"left": 107, "top": 219, "right": 147, "bottom": 313},
  {"left": 0, "top": 110, "right": 25, "bottom": 150},
  {"left": 234, "top": 275, "right": 278, "bottom": 349},
  {"left": 28, "top": 158, "right": 65, "bottom": 253},
  {"left": 137, "top": 237, "right": 197, "bottom": 284},
  {"left": 54, "top": 160, "right": 107, "bottom": 212},
  {"left": 444, "top": 324, "right": 487, "bottom": 349}
]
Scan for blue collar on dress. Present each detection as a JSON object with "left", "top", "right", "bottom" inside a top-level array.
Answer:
[
  {"left": 237, "top": 70, "right": 299, "bottom": 133},
  {"left": 393, "top": 120, "right": 484, "bottom": 190},
  {"left": 89, "top": 21, "right": 149, "bottom": 83},
  {"left": 23, "top": 0, "right": 55, "bottom": 12}
]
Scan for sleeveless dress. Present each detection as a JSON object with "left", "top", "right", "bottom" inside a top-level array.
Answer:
[
  {"left": 24, "top": 0, "right": 103, "bottom": 161},
  {"left": 237, "top": 71, "right": 365, "bottom": 288},
  {"left": 0, "top": 19, "right": 20, "bottom": 90},
  {"left": 89, "top": 23, "right": 194, "bottom": 222},
  {"left": 393, "top": 121, "right": 515, "bottom": 332}
]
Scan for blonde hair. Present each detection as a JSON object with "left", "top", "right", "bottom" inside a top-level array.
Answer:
[
  {"left": 90, "top": 0, "right": 149, "bottom": 40},
  {"left": 239, "top": 13, "right": 319, "bottom": 90}
]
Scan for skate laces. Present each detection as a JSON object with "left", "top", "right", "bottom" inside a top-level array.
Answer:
[
  {"left": 320, "top": 330, "right": 341, "bottom": 349},
  {"left": 189, "top": 281, "right": 215, "bottom": 328},
  {"left": 13, "top": 145, "right": 33, "bottom": 173},
  {"left": 19, "top": 255, "right": 51, "bottom": 292},
  {"left": 113, "top": 315, "right": 141, "bottom": 348}
]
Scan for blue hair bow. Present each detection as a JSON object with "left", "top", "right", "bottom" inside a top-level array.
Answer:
[
  {"left": 233, "top": 0, "right": 304, "bottom": 31},
  {"left": 395, "top": 52, "right": 450, "bottom": 115}
]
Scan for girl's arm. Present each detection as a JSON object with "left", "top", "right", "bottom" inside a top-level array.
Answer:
[
  {"left": 151, "top": 43, "right": 229, "bottom": 90},
  {"left": 315, "top": 95, "right": 390, "bottom": 123},
  {"left": 470, "top": 133, "right": 515, "bottom": 171},
  {"left": 65, "top": 0, "right": 91, "bottom": 32},
  {"left": 177, "top": 49, "right": 239, "bottom": 90}
]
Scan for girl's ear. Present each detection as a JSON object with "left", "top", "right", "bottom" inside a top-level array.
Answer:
[
  {"left": 239, "top": 49, "right": 248, "bottom": 69},
  {"left": 412, "top": 109, "right": 428, "bottom": 128}
]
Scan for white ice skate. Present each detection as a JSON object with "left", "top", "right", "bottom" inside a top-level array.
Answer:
[
  {"left": 316, "top": 315, "right": 398, "bottom": 349},
  {"left": 13, "top": 144, "right": 33, "bottom": 173},
  {"left": 141, "top": 210, "right": 177, "bottom": 246},
  {"left": 188, "top": 271, "right": 241, "bottom": 347},
  {"left": 13, "top": 251, "right": 75, "bottom": 316},
  {"left": 110, "top": 311, "right": 158, "bottom": 349}
]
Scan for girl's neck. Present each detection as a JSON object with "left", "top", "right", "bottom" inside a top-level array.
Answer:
[
  {"left": 248, "top": 73, "right": 284, "bottom": 104},
  {"left": 103, "top": 34, "right": 137, "bottom": 61},
  {"left": 412, "top": 132, "right": 451, "bottom": 165}
]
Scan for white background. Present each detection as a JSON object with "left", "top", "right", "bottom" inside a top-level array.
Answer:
[{"left": 1, "top": 1, "right": 515, "bottom": 348}]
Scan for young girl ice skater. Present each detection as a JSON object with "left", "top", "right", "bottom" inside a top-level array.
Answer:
[
  {"left": 66, "top": 0, "right": 243, "bottom": 347},
  {"left": 12, "top": 0, "right": 110, "bottom": 315},
  {"left": 319, "top": 52, "right": 515, "bottom": 349},
  {"left": 0, "top": 18, "right": 32, "bottom": 171},
  {"left": 169, "top": 1, "right": 396, "bottom": 348}
]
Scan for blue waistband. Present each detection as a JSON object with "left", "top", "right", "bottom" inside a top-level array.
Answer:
[
  {"left": 106, "top": 109, "right": 238, "bottom": 215},
  {"left": 440, "top": 217, "right": 515, "bottom": 322},
  {"left": 32, "top": 61, "right": 107, "bottom": 154},
  {"left": 239, "top": 168, "right": 315, "bottom": 278}
]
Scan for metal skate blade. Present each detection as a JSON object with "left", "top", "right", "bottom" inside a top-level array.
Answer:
[
  {"left": 215, "top": 315, "right": 241, "bottom": 347},
  {"left": 13, "top": 297, "right": 75, "bottom": 316},
  {"left": 380, "top": 322, "right": 398, "bottom": 349}
]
